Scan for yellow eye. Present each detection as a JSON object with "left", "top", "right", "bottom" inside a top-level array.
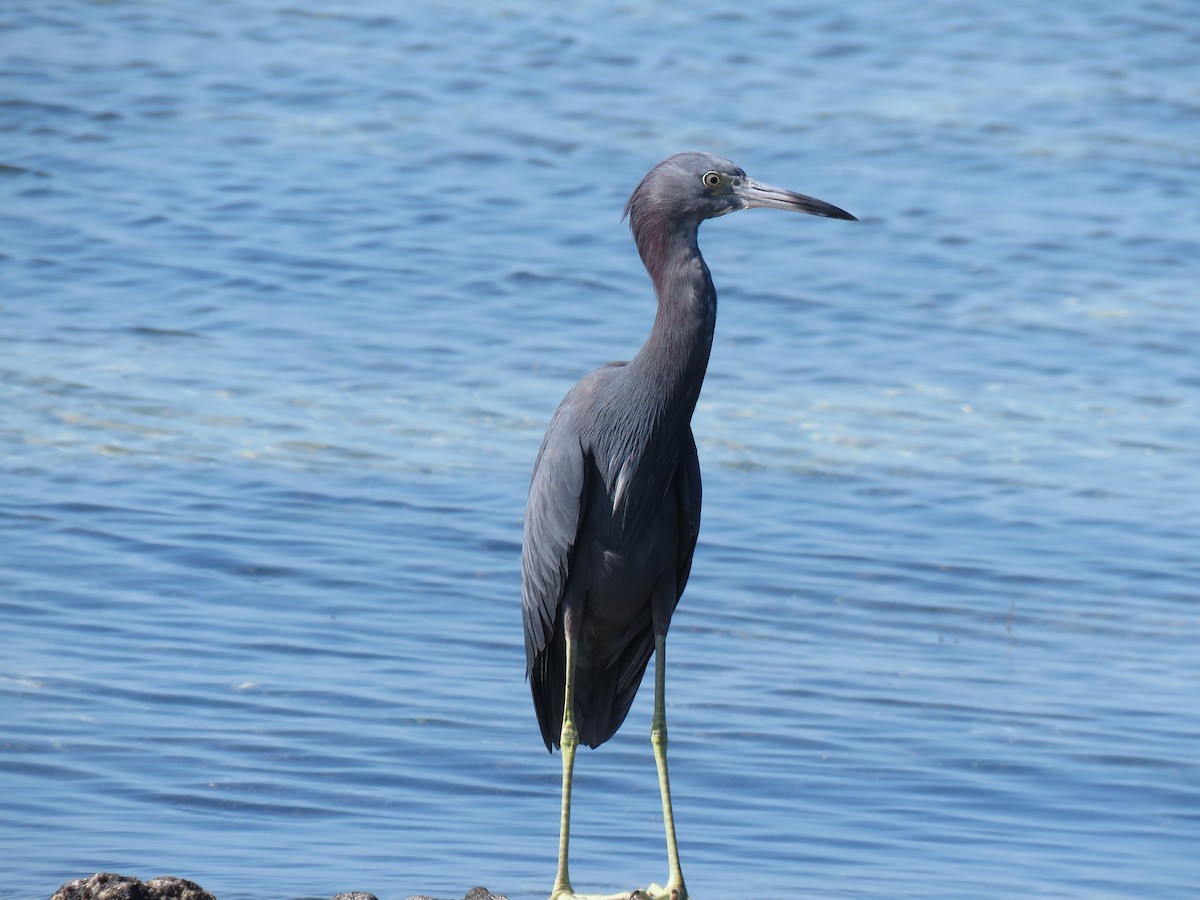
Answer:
[{"left": 702, "top": 171, "right": 722, "bottom": 189}]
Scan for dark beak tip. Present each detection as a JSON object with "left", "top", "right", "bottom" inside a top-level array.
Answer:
[
  {"left": 819, "top": 202, "right": 857, "bottom": 222},
  {"left": 812, "top": 206, "right": 857, "bottom": 222}
]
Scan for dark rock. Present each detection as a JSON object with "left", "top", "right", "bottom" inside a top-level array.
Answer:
[
  {"left": 405, "top": 890, "right": 508, "bottom": 900},
  {"left": 51, "top": 874, "right": 507, "bottom": 900},
  {"left": 51, "top": 874, "right": 148, "bottom": 900},
  {"left": 141, "top": 878, "right": 216, "bottom": 900},
  {"left": 51, "top": 874, "right": 215, "bottom": 900}
]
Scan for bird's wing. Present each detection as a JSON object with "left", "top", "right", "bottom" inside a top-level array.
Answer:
[
  {"left": 522, "top": 403, "right": 588, "bottom": 674},
  {"left": 673, "top": 426, "right": 703, "bottom": 600}
]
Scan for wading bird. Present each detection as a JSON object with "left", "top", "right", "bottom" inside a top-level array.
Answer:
[{"left": 522, "top": 151, "right": 855, "bottom": 900}]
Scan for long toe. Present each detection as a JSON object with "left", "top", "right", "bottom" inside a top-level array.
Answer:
[{"left": 644, "top": 883, "right": 688, "bottom": 900}]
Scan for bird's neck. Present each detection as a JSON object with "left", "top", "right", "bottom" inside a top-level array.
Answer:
[{"left": 628, "top": 217, "right": 716, "bottom": 426}]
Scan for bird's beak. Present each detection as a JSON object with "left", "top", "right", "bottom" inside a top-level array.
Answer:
[{"left": 736, "top": 178, "right": 857, "bottom": 221}]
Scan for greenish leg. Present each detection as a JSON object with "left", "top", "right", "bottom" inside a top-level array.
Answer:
[
  {"left": 551, "top": 636, "right": 580, "bottom": 900},
  {"left": 548, "top": 634, "right": 686, "bottom": 900},
  {"left": 649, "top": 633, "right": 688, "bottom": 900}
]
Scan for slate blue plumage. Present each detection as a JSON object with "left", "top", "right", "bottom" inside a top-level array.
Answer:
[{"left": 521, "top": 151, "right": 855, "bottom": 900}]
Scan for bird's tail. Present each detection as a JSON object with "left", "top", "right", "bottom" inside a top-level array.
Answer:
[{"left": 529, "top": 627, "right": 655, "bottom": 751}]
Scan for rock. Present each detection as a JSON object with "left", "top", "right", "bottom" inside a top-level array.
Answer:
[
  {"left": 51, "top": 874, "right": 506, "bottom": 900},
  {"left": 51, "top": 875, "right": 508, "bottom": 900},
  {"left": 50, "top": 874, "right": 215, "bottom": 900}
]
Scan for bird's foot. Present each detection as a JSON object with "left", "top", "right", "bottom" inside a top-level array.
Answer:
[
  {"left": 644, "top": 883, "right": 688, "bottom": 900},
  {"left": 547, "top": 882, "right": 686, "bottom": 900}
]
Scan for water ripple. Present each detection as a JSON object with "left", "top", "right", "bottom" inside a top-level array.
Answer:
[{"left": 4, "top": 2, "right": 1200, "bottom": 899}]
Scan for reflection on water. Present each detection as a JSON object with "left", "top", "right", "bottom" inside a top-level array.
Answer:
[{"left": 3, "top": 2, "right": 1198, "bottom": 898}]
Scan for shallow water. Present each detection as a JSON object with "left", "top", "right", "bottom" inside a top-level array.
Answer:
[{"left": 3, "top": 2, "right": 1198, "bottom": 899}]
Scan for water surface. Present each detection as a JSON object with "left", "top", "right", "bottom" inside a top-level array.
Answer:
[{"left": 3, "top": 3, "right": 1198, "bottom": 899}]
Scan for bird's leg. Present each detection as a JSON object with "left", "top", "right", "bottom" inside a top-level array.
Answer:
[
  {"left": 549, "top": 634, "right": 648, "bottom": 900},
  {"left": 551, "top": 633, "right": 580, "bottom": 900},
  {"left": 647, "top": 632, "right": 689, "bottom": 900}
]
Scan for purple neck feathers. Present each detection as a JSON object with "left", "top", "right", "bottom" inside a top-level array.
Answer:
[{"left": 626, "top": 201, "right": 717, "bottom": 424}]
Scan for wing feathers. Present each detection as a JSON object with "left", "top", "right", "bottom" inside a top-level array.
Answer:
[{"left": 522, "top": 407, "right": 588, "bottom": 669}]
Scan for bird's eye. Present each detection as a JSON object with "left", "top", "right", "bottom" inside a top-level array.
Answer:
[{"left": 702, "top": 171, "right": 722, "bottom": 189}]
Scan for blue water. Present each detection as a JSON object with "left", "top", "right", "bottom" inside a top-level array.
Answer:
[{"left": 3, "top": 3, "right": 1198, "bottom": 898}]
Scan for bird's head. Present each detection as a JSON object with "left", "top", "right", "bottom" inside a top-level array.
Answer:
[{"left": 624, "top": 151, "right": 856, "bottom": 229}]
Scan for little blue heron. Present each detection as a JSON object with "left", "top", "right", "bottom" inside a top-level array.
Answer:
[{"left": 522, "top": 151, "right": 856, "bottom": 900}]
